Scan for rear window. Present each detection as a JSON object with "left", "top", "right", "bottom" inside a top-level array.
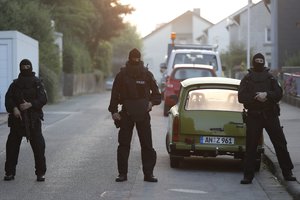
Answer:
[
  {"left": 185, "top": 89, "right": 243, "bottom": 112},
  {"left": 173, "top": 53, "right": 218, "bottom": 71},
  {"left": 173, "top": 68, "right": 214, "bottom": 80}
]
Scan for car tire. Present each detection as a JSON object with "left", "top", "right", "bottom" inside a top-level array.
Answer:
[
  {"left": 163, "top": 104, "right": 170, "bottom": 117},
  {"left": 170, "top": 155, "right": 181, "bottom": 168},
  {"left": 255, "top": 153, "right": 262, "bottom": 172},
  {"left": 166, "top": 134, "right": 170, "bottom": 154}
]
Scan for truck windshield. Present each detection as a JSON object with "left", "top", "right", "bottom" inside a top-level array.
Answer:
[{"left": 173, "top": 53, "right": 217, "bottom": 71}]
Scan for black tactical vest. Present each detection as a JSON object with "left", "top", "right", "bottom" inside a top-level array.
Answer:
[
  {"left": 120, "top": 67, "right": 150, "bottom": 100},
  {"left": 243, "top": 70, "right": 276, "bottom": 110},
  {"left": 12, "top": 76, "right": 39, "bottom": 106}
]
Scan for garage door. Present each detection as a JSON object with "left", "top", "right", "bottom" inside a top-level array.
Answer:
[{"left": 0, "top": 40, "right": 12, "bottom": 113}]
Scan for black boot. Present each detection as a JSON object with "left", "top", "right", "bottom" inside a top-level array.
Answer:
[
  {"left": 144, "top": 175, "right": 158, "bottom": 182},
  {"left": 240, "top": 176, "right": 253, "bottom": 184},
  {"left": 115, "top": 174, "right": 127, "bottom": 182},
  {"left": 4, "top": 175, "right": 15, "bottom": 181},
  {"left": 283, "top": 171, "right": 297, "bottom": 181},
  {"left": 37, "top": 175, "right": 45, "bottom": 182}
]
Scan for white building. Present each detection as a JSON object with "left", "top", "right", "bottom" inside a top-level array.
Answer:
[
  {"left": 226, "top": 1, "right": 272, "bottom": 67},
  {"left": 0, "top": 31, "right": 39, "bottom": 113},
  {"left": 142, "top": 9, "right": 213, "bottom": 82}
]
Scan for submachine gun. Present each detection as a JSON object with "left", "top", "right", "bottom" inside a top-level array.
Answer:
[
  {"left": 20, "top": 92, "right": 31, "bottom": 142},
  {"left": 22, "top": 107, "right": 31, "bottom": 142}
]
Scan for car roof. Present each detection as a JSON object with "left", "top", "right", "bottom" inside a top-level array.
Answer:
[
  {"left": 181, "top": 77, "right": 240, "bottom": 88},
  {"left": 173, "top": 64, "right": 214, "bottom": 69},
  {"left": 172, "top": 49, "right": 218, "bottom": 54}
]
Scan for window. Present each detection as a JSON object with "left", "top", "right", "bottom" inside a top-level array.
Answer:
[
  {"left": 173, "top": 53, "right": 218, "bottom": 71},
  {"left": 265, "top": 27, "right": 271, "bottom": 43},
  {"left": 185, "top": 89, "right": 243, "bottom": 112}
]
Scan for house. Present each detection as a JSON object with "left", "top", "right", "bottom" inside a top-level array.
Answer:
[
  {"left": 142, "top": 9, "right": 213, "bottom": 82},
  {"left": 269, "top": 0, "right": 300, "bottom": 71},
  {"left": 225, "top": 0, "right": 300, "bottom": 71},
  {"left": 199, "top": 5, "right": 249, "bottom": 54},
  {"left": 225, "top": 1, "right": 272, "bottom": 67}
]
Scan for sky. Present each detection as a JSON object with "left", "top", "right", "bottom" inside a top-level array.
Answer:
[{"left": 119, "top": 0, "right": 261, "bottom": 37}]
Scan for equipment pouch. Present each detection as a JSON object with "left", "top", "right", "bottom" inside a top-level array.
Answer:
[
  {"left": 123, "top": 99, "right": 149, "bottom": 122},
  {"left": 242, "top": 109, "right": 248, "bottom": 123},
  {"left": 274, "top": 103, "right": 281, "bottom": 116},
  {"left": 8, "top": 114, "right": 13, "bottom": 127}
]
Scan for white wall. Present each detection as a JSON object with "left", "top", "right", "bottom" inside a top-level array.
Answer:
[
  {"left": 143, "top": 25, "right": 172, "bottom": 82},
  {"left": 193, "top": 17, "right": 212, "bottom": 43},
  {"left": 207, "top": 19, "right": 230, "bottom": 53},
  {"left": 238, "top": 2, "right": 271, "bottom": 66},
  {"left": 143, "top": 14, "right": 212, "bottom": 83},
  {"left": 0, "top": 31, "right": 39, "bottom": 113}
]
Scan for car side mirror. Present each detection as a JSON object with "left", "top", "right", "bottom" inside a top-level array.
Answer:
[{"left": 160, "top": 63, "right": 167, "bottom": 73}]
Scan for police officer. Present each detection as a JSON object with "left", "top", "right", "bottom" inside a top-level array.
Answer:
[
  {"left": 108, "top": 48, "right": 161, "bottom": 182},
  {"left": 238, "top": 53, "right": 296, "bottom": 184},
  {"left": 4, "top": 59, "right": 47, "bottom": 182}
]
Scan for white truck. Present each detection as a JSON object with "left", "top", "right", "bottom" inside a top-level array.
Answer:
[
  {"left": 160, "top": 44, "right": 223, "bottom": 100},
  {"left": 164, "top": 44, "right": 223, "bottom": 78}
]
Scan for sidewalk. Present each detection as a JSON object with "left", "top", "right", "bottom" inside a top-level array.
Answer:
[
  {"left": 263, "top": 101, "right": 300, "bottom": 200},
  {"left": 0, "top": 113, "right": 7, "bottom": 125}
]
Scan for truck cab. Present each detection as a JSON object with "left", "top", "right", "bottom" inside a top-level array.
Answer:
[{"left": 165, "top": 44, "right": 223, "bottom": 78}]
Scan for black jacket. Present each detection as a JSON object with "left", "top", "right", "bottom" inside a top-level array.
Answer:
[
  {"left": 108, "top": 61, "right": 161, "bottom": 114},
  {"left": 5, "top": 73, "right": 47, "bottom": 119},
  {"left": 238, "top": 68, "right": 282, "bottom": 111}
]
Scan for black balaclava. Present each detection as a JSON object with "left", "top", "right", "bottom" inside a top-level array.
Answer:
[
  {"left": 126, "top": 48, "right": 143, "bottom": 77},
  {"left": 252, "top": 53, "right": 265, "bottom": 72},
  {"left": 128, "top": 48, "right": 141, "bottom": 65},
  {"left": 19, "top": 59, "right": 33, "bottom": 76}
]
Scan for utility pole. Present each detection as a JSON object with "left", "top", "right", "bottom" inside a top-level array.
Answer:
[
  {"left": 247, "top": 0, "right": 252, "bottom": 69},
  {"left": 271, "top": 0, "right": 278, "bottom": 71}
]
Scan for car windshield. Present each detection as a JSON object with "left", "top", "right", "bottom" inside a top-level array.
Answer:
[
  {"left": 185, "top": 88, "right": 243, "bottom": 112},
  {"left": 173, "top": 68, "right": 213, "bottom": 80},
  {"left": 173, "top": 53, "right": 218, "bottom": 71}
]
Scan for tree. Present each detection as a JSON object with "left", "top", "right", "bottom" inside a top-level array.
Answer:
[
  {"left": 220, "top": 43, "right": 249, "bottom": 78},
  {"left": 41, "top": 0, "right": 134, "bottom": 73},
  {"left": 110, "top": 23, "right": 142, "bottom": 75},
  {"left": 0, "top": 0, "right": 61, "bottom": 102},
  {"left": 285, "top": 51, "right": 300, "bottom": 66}
]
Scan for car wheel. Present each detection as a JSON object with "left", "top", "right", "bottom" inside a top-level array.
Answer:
[
  {"left": 234, "top": 152, "right": 244, "bottom": 159},
  {"left": 166, "top": 134, "right": 170, "bottom": 154},
  {"left": 163, "top": 103, "right": 170, "bottom": 117},
  {"left": 170, "top": 155, "right": 181, "bottom": 168},
  {"left": 255, "top": 159, "right": 261, "bottom": 172},
  {"left": 255, "top": 153, "right": 262, "bottom": 172}
]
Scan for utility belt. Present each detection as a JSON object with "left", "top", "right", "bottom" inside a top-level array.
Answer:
[
  {"left": 122, "top": 98, "right": 149, "bottom": 122},
  {"left": 243, "top": 106, "right": 278, "bottom": 122},
  {"left": 8, "top": 111, "right": 40, "bottom": 128}
]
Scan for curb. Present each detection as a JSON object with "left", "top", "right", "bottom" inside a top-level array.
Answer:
[
  {"left": 283, "top": 95, "right": 300, "bottom": 109},
  {"left": 263, "top": 144, "right": 300, "bottom": 200},
  {"left": 0, "top": 114, "right": 7, "bottom": 125}
]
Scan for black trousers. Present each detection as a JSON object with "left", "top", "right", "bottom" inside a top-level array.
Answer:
[
  {"left": 5, "top": 120, "right": 46, "bottom": 176},
  {"left": 243, "top": 111, "right": 294, "bottom": 178},
  {"left": 117, "top": 112, "right": 156, "bottom": 176}
]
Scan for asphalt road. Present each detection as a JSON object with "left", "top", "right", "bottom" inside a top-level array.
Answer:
[{"left": 0, "top": 92, "right": 293, "bottom": 200}]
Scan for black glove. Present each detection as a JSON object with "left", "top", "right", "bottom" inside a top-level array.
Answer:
[{"left": 114, "top": 119, "right": 121, "bottom": 128}]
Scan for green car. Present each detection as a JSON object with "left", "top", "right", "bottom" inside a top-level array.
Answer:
[{"left": 166, "top": 77, "right": 263, "bottom": 170}]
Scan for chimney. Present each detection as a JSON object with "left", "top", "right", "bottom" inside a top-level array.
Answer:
[{"left": 193, "top": 8, "right": 200, "bottom": 16}]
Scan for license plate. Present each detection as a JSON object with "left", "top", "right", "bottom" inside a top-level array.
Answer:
[{"left": 200, "top": 136, "right": 235, "bottom": 145}]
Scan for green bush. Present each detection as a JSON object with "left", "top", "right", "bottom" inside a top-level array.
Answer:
[
  {"left": 63, "top": 38, "right": 92, "bottom": 74},
  {"left": 40, "top": 65, "right": 60, "bottom": 103},
  {"left": 285, "top": 51, "right": 300, "bottom": 66}
]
